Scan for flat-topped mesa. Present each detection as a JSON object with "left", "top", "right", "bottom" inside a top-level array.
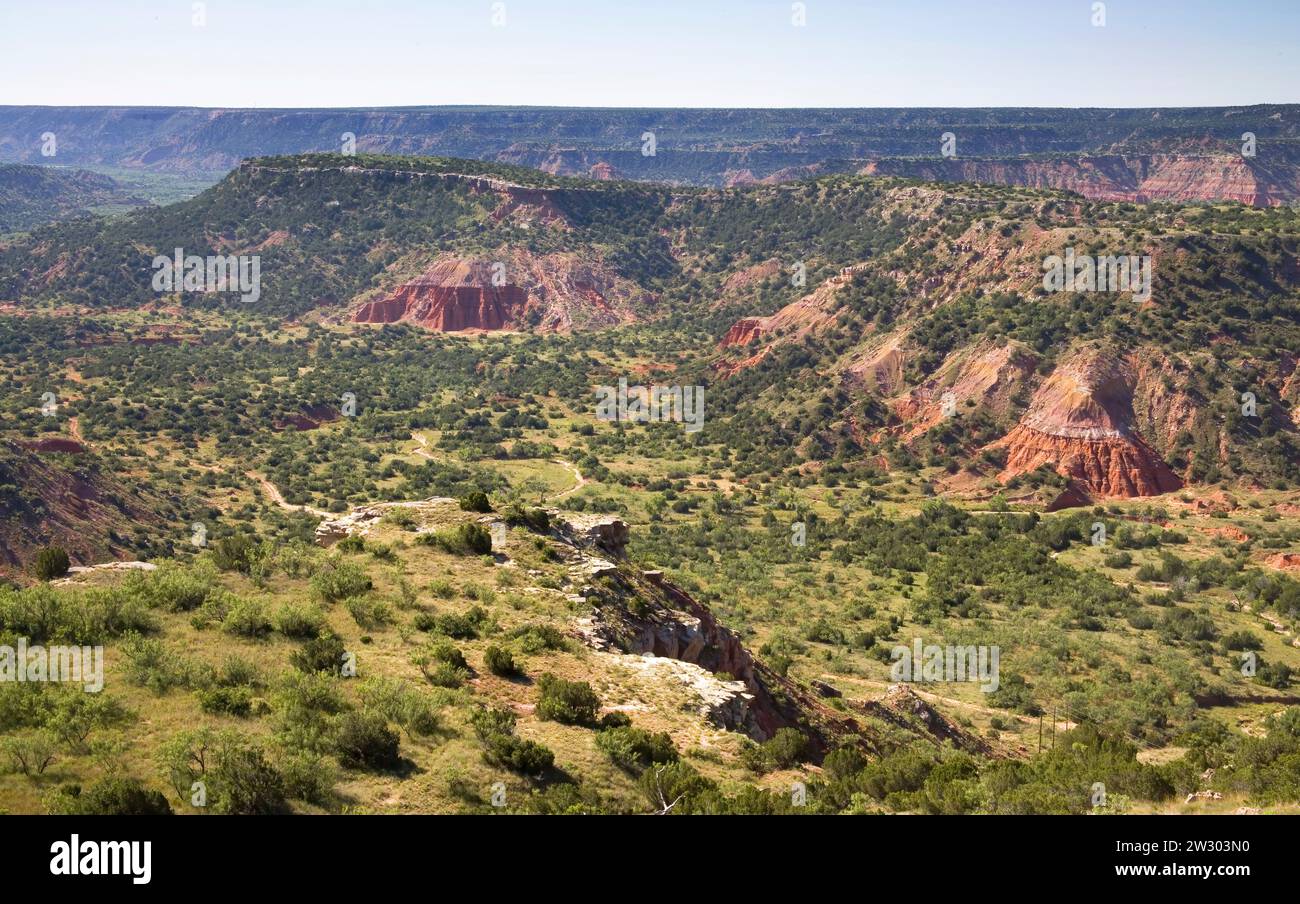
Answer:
[{"left": 992, "top": 349, "right": 1182, "bottom": 501}]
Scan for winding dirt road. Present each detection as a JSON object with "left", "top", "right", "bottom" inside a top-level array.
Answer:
[
  {"left": 248, "top": 471, "right": 332, "bottom": 519},
  {"left": 550, "top": 459, "right": 587, "bottom": 500}
]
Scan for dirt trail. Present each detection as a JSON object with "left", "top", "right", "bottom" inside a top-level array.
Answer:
[
  {"left": 248, "top": 471, "right": 332, "bottom": 519},
  {"left": 411, "top": 432, "right": 436, "bottom": 461},
  {"left": 1257, "top": 609, "right": 1300, "bottom": 648},
  {"left": 550, "top": 459, "right": 587, "bottom": 500}
]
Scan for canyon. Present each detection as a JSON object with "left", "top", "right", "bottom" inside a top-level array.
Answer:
[{"left": 4, "top": 105, "right": 1298, "bottom": 206}]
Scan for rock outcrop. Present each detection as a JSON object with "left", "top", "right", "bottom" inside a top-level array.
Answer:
[
  {"left": 0, "top": 441, "right": 168, "bottom": 576},
  {"left": 991, "top": 348, "right": 1182, "bottom": 501},
  {"left": 353, "top": 252, "right": 643, "bottom": 333},
  {"left": 719, "top": 258, "right": 782, "bottom": 296},
  {"left": 1267, "top": 553, "right": 1300, "bottom": 572},
  {"left": 716, "top": 266, "right": 861, "bottom": 365},
  {"left": 718, "top": 316, "right": 768, "bottom": 348},
  {"left": 315, "top": 498, "right": 456, "bottom": 547},
  {"left": 853, "top": 684, "right": 992, "bottom": 755},
  {"left": 557, "top": 513, "right": 629, "bottom": 557},
  {"left": 563, "top": 515, "right": 854, "bottom": 748}
]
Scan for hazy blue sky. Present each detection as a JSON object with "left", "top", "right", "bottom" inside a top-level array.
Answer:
[{"left": 2, "top": 0, "right": 1296, "bottom": 108}]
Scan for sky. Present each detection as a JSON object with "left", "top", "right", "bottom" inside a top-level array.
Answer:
[{"left": 1, "top": 0, "right": 1297, "bottom": 109}]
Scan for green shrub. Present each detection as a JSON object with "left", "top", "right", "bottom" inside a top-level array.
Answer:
[
  {"left": 483, "top": 645, "right": 520, "bottom": 677},
  {"left": 358, "top": 677, "right": 441, "bottom": 738},
  {"left": 334, "top": 711, "right": 400, "bottom": 771},
  {"left": 275, "top": 749, "right": 335, "bottom": 806},
  {"left": 421, "top": 523, "right": 493, "bottom": 556},
  {"left": 217, "top": 655, "right": 260, "bottom": 688},
  {"left": 470, "top": 706, "right": 553, "bottom": 773},
  {"left": 273, "top": 602, "right": 327, "bottom": 638},
  {"left": 275, "top": 540, "right": 316, "bottom": 578},
  {"left": 276, "top": 751, "right": 336, "bottom": 806},
  {"left": 596, "top": 726, "right": 678, "bottom": 772},
  {"left": 822, "top": 745, "right": 867, "bottom": 781},
  {"left": 311, "top": 558, "right": 372, "bottom": 603},
  {"left": 271, "top": 672, "right": 347, "bottom": 756},
  {"left": 1221, "top": 630, "right": 1263, "bottom": 652},
  {"left": 125, "top": 564, "right": 214, "bottom": 613},
  {"left": 44, "top": 689, "right": 127, "bottom": 751},
  {"left": 336, "top": 535, "right": 366, "bottom": 554},
  {"left": 381, "top": 507, "right": 418, "bottom": 528},
  {"left": 44, "top": 778, "right": 172, "bottom": 815},
  {"left": 536, "top": 674, "right": 600, "bottom": 726},
  {"left": 458, "top": 491, "right": 493, "bottom": 513},
  {"left": 221, "top": 598, "right": 272, "bottom": 638},
  {"left": 291, "top": 632, "right": 349, "bottom": 675},
  {"left": 211, "top": 535, "right": 259, "bottom": 573},
  {"left": 432, "top": 607, "right": 488, "bottom": 639},
  {"left": 1, "top": 730, "right": 58, "bottom": 775},
  {"left": 470, "top": 706, "right": 518, "bottom": 740},
  {"left": 0, "top": 585, "right": 156, "bottom": 645},
  {"left": 743, "top": 727, "right": 809, "bottom": 772},
  {"left": 502, "top": 505, "right": 550, "bottom": 532},
  {"left": 510, "top": 623, "right": 568, "bottom": 653},
  {"left": 483, "top": 732, "right": 554, "bottom": 775},
  {"left": 413, "top": 643, "right": 469, "bottom": 687},
  {"left": 120, "top": 633, "right": 197, "bottom": 693},
  {"left": 33, "top": 546, "right": 70, "bottom": 581},
  {"left": 197, "top": 685, "right": 254, "bottom": 717},
  {"left": 345, "top": 596, "right": 393, "bottom": 629},
  {"left": 599, "top": 711, "right": 632, "bottom": 730},
  {"left": 158, "top": 728, "right": 287, "bottom": 815},
  {"left": 427, "top": 641, "right": 467, "bottom": 670}
]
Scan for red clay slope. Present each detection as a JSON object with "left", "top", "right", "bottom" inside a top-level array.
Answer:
[{"left": 991, "top": 348, "right": 1183, "bottom": 499}]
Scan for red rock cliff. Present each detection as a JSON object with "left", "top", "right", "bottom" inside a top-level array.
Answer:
[{"left": 353, "top": 252, "right": 643, "bottom": 333}]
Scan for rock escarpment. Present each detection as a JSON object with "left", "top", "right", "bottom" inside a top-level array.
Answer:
[{"left": 860, "top": 154, "right": 1300, "bottom": 206}]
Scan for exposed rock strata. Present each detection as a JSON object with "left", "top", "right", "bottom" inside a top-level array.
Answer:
[{"left": 991, "top": 349, "right": 1182, "bottom": 501}]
